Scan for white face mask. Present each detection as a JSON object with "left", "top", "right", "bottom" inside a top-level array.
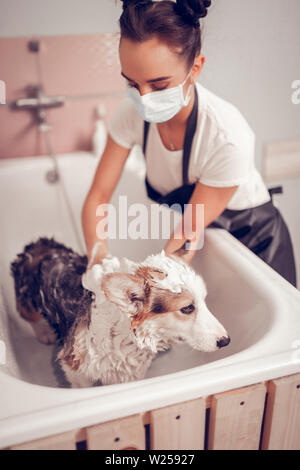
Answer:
[{"left": 126, "top": 68, "right": 193, "bottom": 123}]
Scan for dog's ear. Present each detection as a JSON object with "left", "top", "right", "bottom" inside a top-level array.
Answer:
[
  {"left": 135, "top": 266, "right": 167, "bottom": 283},
  {"left": 101, "top": 272, "right": 148, "bottom": 315}
]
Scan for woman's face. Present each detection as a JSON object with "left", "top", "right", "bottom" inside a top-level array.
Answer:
[{"left": 119, "top": 36, "right": 194, "bottom": 97}]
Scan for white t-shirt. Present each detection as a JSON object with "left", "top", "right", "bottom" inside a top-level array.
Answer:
[{"left": 108, "top": 81, "right": 271, "bottom": 210}]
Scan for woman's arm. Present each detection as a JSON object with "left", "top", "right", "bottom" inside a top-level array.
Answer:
[
  {"left": 81, "top": 134, "right": 131, "bottom": 265},
  {"left": 164, "top": 182, "right": 239, "bottom": 263}
]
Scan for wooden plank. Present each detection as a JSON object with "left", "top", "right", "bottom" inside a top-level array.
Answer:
[
  {"left": 261, "top": 373, "right": 300, "bottom": 450},
  {"left": 149, "top": 398, "right": 206, "bottom": 450},
  {"left": 86, "top": 414, "right": 145, "bottom": 450},
  {"left": 9, "top": 429, "right": 77, "bottom": 450},
  {"left": 208, "top": 382, "right": 266, "bottom": 450}
]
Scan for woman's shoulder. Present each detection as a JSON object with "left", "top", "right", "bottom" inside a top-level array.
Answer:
[
  {"left": 108, "top": 94, "right": 144, "bottom": 148},
  {"left": 195, "top": 82, "right": 255, "bottom": 148},
  {"left": 112, "top": 94, "right": 142, "bottom": 121}
]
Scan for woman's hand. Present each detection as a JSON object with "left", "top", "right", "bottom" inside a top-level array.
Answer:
[
  {"left": 164, "top": 205, "right": 201, "bottom": 264},
  {"left": 176, "top": 246, "right": 197, "bottom": 264},
  {"left": 164, "top": 237, "right": 197, "bottom": 264},
  {"left": 165, "top": 181, "right": 240, "bottom": 263},
  {"left": 87, "top": 240, "right": 110, "bottom": 268}
]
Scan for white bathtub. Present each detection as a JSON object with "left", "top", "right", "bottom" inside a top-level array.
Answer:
[{"left": 1, "top": 150, "right": 300, "bottom": 449}]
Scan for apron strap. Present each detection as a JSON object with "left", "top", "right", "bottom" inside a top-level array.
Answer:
[
  {"left": 143, "top": 84, "right": 199, "bottom": 186},
  {"left": 268, "top": 186, "right": 283, "bottom": 196},
  {"left": 143, "top": 120, "right": 150, "bottom": 155},
  {"left": 182, "top": 84, "right": 198, "bottom": 185}
]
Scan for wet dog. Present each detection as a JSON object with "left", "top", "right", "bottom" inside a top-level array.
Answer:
[{"left": 10, "top": 237, "right": 230, "bottom": 388}]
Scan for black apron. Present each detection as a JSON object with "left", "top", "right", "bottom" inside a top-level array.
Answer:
[{"left": 143, "top": 85, "right": 297, "bottom": 288}]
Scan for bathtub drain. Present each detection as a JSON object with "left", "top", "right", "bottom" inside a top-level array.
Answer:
[{"left": 45, "top": 169, "right": 59, "bottom": 184}]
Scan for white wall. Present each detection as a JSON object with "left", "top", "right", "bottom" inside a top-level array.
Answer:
[
  {"left": 0, "top": 0, "right": 123, "bottom": 36},
  {"left": 1, "top": 0, "right": 299, "bottom": 167}
]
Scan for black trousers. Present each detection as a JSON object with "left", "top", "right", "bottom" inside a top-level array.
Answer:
[{"left": 207, "top": 193, "right": 297, "bottom": 288}]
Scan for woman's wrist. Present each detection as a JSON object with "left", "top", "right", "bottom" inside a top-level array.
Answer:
[{"left": 87, "top": 240, "right": 110, "bottom": 268}]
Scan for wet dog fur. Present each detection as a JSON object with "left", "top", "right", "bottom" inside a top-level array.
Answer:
[{"left": 10, "top": 237, "right": 230, "bottom": 388}]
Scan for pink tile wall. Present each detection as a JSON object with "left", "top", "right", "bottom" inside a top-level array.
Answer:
[{"left": 0, "top": 33, "right": 126, "bottom": 159}]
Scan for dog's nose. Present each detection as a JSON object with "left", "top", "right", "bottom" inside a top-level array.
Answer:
[{"left": 217, "top": 336, "right": 231, "bottom": 348}]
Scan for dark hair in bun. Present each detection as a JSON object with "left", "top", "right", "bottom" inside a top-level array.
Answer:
[
  {"left": 174, "top": 0, "right": 211, "bottom": 28},
  {"left": 121, "top": 0, "right": 152, "bottom": 10},
  {"left": 119, "top": 0, "right": 212, "bottom": 70}
]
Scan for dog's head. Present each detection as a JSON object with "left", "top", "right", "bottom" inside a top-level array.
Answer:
[{"left": 101, "top": 249, "right": 230, "bottom": 354}]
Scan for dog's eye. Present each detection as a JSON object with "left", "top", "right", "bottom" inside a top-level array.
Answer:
[
  {"left": 152, "top": 302, "right": 165, "bottom": 314},
  {"left": 180, "top": 304, "right": 195, "bottom": 314}
]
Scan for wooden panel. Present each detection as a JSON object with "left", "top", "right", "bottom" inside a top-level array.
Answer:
[
  {"left": 149, "top": 398, "right": 206, "bottom": 450},
  {"left": 261, "top": 373, "right": 300, "bottom": 450},
  {"left": 208, "top": 383, "right": 266, "bottom": 450},
  {"left": 9, "top": 430, "right": 77, "bottom": 450},
  {"left": 86, "top": 414, "right": 145, "bottom": 450},
  {"left": 4, "top": 374, "right": 300, "bottom": 451}
]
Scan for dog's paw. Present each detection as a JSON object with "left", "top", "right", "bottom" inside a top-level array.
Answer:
[{"left": 155, "top": 344, "right": 172, "bottom": 356}]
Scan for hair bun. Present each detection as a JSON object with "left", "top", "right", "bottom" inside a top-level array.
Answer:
[
  {"left": 121, "top": 0, "right": 152, "bottom": 11},
  {"left": 174, "top": 0, "right": 211, "bottom": 27}
]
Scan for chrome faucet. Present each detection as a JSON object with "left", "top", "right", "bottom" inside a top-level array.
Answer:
[
  {"left": 11, "top": 84, "right": 65, "bottom": 128},
  {"left": 11, "top": 83, "right": 66, "bottom": 156}
]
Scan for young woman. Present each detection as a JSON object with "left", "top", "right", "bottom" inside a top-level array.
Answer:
[{"left": 82, "top": 0, "right": 297, "bottom": 287}]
